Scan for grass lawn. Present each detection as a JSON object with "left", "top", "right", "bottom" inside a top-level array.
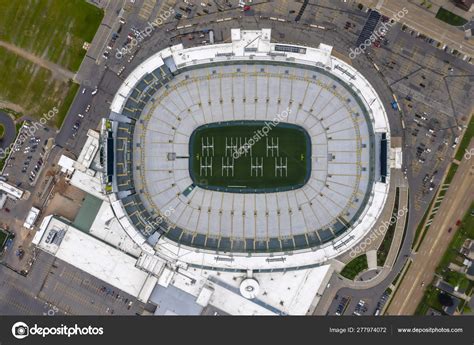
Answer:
[
  {"left": 55, "top": 82, "right": 80, "bottom": 128},
  {"left": 0, "top": 0, "right": 103, "bottom": 128},
  {"left": 0, "top": 231, "right": 7, "bottom": 248},
  {"left": 0, "top": 123, "right": 4, "bottom": 139},
  {"left": 445, "top": 271, "right": 470, "bottom": 292},
  {"left": 435, "top": 7, "right": 468, "bottom": 27},
  {"left": 463, "top": 303, "right": 472, "bottom": 314},
  {"left": 190, "top": 121, "right": 310, "bottom": 192},
  {"left": 444, "top": 163, "right": 458, "bottom": 185},
  {"left": 455, "top": 116, "right": 474, "bottom": 161},
  {"left": 415, "top": 285, "right": 444, "bottom": 315},
  {"left": 0, "top": 47, "right": 76, "bottom": 128},
  {"left": 0, "top": 0, "right": 103, "bottom": 71},
  {"left": 340, "top": 254, "right": 368, "bottom": 280},
  {"left": 377, "top": 188, "right": 400, "bottom": 266},
  {"left": 0, "top": 228, "right": 12, "bottom": 251},
  {"left": 15, "top": 121, "right": 23, "bottom": 134}
]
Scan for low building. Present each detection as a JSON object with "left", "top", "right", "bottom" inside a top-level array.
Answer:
[
  {"left": 33, "top": 215, "right": 157, "bottom": 303},
  {"left": 0, "top": 180, "right": 24, "bottom": 200},
  {"left": 443, "top": 295, "right": 461, "bottom": 316},
  {"left": 0, "top": 193, "right": 7, "bottom": 209},
  {"left": 23, "top": 206, "right": 40, "bottom": 230},
  {"left": 75, "top": 129, "right": 100, "bottom": 172}
]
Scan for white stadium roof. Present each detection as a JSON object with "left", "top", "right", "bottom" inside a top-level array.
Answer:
[{"left": 107, "top": 28, "right": 392, "bottom": 270}]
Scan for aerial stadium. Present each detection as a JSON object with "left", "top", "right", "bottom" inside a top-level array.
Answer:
[{"left": 103, "top": 28, "right": 392, "bottom": 272}]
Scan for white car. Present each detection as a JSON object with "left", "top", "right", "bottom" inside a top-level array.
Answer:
[{"left": 78, "top": 113, "right": 84, "bottom": 118}]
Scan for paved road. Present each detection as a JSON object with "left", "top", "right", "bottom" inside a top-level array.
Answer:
[
  {"left": 0, "top": 111, "right": 15, "bottom": 150},
  {"left": 387, "top": 140, "right": 474, "bottom": 315}
]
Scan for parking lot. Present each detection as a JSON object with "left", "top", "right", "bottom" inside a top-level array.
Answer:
[
  {"left": 0, "top": 250, "right": 144, "bottom": 315},
  {"left": 370, "top": 19, "right": 473, "bottom": 222},
  {"left": 2, "top": 122, "right": 52, "bottom": 189},
  {"left": 38, "top": 256, "right": 144, "bottom": 315},
  {"left": 0, "top": 120, "right": 59, "bottom": 272}
]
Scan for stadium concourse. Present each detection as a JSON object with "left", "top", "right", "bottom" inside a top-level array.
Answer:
[{"left": 105, "top": 28, "right": 392, "bottom": 271}]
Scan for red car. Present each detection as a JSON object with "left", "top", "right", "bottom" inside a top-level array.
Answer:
[
  {"left": 243, "top": 5, "right": 251, "bottom": 11},
  {"left": 456, "top": 220, "right": 461, "bottom": 226}
]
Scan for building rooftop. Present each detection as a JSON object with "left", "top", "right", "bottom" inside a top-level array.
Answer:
[
  {"left": 23, "top": 206, "right": 40, "bottom": 229},
  {"left": 0, "top": 180, "right": 24, "bottom": 199},
  {"left": 34, "top": 215, "right": 156, "bottom": 302}
]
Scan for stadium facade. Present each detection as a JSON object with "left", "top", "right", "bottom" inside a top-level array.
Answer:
[{"left": 103, "top": 28, "right": 392, "bottom": 272}]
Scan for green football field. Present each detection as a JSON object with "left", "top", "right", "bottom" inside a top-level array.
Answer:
[{"left": 189, "top": 121, "right": 311, "bottom": 192}]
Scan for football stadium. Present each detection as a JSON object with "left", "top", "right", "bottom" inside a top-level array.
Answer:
[{"left": 104, "top": 29, "right": 392, "bottom": 271}]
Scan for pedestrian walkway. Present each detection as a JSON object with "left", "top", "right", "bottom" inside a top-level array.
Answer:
[{"left": 367, "top": 250, "right": 378, "bottom": 270}]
